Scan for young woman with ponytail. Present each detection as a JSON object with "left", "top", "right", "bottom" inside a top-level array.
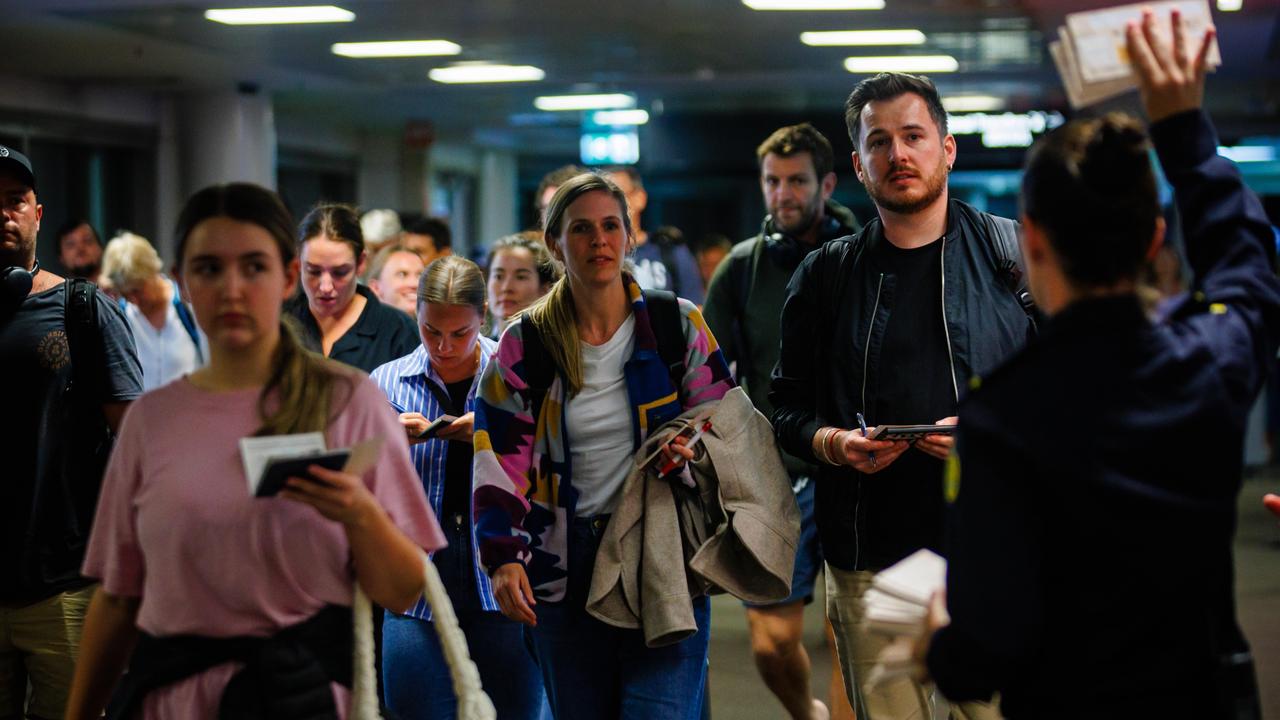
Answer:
[
  {"left": 371, "top": 255, "right": 549, "bottom": 720},
  {"left": 65, "top": 183, "right": 444, "bottom": 720},
  {"left": 471, "top": 173, "right": 736, "bottom": 719}
]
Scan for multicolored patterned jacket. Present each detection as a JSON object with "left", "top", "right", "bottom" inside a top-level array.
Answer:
[{"left": 472, "top": 275, "right": 735, "bottom": 601}]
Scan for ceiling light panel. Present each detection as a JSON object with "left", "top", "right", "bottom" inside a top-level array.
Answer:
[
  {"left": 801, "top": 30, "right": 926, "bottom": 46},
  {"left": 844, "top": 55, "right": 959, "bottom": 73},
  {"left": 942, "top": 95, "right": 1005, "bottom": 112},
  {"left": 592, "top": 110, "right": 650, "bottom": 125},
  {"left": 744, "top": 0, "right": 885, "bottom": 8},
  {"left": 332, "top": 40, "right": 461, "bottom": 58},
  {"left": 205, "top": 5, "right": 354, "bottom": 24},
  {"left": 534, "top": 94, "right": 635, "bottom": 111},
  {"left": 429, "top": 64, "right": 545, "bottom": 84}
]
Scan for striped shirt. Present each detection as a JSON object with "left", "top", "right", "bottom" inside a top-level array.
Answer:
[{"left": 371, "top": 337, "right": 499, "bottom": 620}]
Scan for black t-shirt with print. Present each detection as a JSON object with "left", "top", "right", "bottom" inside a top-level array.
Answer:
[{"left": 0, "top": 282, "right": 143, "bottom": 603}]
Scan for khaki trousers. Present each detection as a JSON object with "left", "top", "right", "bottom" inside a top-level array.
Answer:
[
  {"left": 0, "top": 585, "right": 96, "bottom": 720},
  {"left": 825, "top": 564, "right": 1001, "bottom": 720}
]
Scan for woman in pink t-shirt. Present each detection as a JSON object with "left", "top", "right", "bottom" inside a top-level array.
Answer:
[{"left": 65, "top": 183, "right": 445, "bottom": 720}]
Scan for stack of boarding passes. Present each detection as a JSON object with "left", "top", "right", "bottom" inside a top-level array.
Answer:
[{"left": 1049, "top": 0, "right": 1220, "bottom": 109}]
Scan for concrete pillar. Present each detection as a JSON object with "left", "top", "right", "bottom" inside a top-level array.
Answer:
[
  {"left": 155, "top": 96, "right": 181, "bottom": 265},
  {"left": 356, "top": 130, "right": 401, "bottom": 212},
  {"left": 478, "top": 149, "right": 518, "bottom": 250},
  {"left": 179, "top": 89, "right": 276, "bottom": 198}
]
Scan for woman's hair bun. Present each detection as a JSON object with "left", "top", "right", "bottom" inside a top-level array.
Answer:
[{"left": 1079, "top": 113, "right": 1151, "bottom": 195}]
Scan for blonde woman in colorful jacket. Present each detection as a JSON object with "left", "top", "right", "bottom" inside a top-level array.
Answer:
[{"left": 472, "top": 173, "right": 735, "bottom": 720}]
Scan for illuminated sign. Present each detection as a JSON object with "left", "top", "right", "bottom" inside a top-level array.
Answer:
[
  {"left": 580, "top": 132, "right": 640, "bottom": 165},
  {"left": 947, "top": 111, "right": 1065, "bottom": 148}
]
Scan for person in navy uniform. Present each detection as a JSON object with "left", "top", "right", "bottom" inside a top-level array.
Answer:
[{"left": 914, "top": 10, "right": 1277, "bottom": 720}]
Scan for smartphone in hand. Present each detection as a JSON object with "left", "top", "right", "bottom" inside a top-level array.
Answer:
[{"left": 418, "top": 414, "right": 459, "bottom": 439}]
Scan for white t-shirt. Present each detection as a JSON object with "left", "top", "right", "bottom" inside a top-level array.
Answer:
[
  {"left": 565, "top": 313, "right": 637, "bottom": 517},
  {"left": 125, "top": 282, "right": 205, "bottom": 391}
]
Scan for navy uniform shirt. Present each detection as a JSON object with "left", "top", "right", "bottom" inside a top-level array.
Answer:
[{"left": 927, "top": 110, "right": 1280, "bottom": 718}]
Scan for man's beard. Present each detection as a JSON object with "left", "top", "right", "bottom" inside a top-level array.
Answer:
[
  {"left": 771, "top": 191, "right": 824, "bottom": 237},
  {"left": 863, "top": 159, "right": 949, "bottom": 215}
]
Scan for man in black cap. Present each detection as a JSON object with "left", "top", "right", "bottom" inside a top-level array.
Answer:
[{"left": 0, "top": 143, "right": 142, "bottom": 720}]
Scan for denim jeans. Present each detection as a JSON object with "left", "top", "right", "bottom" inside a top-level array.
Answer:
[
  {"left": 529, "top": 515, "right": 711, "bottom": 720},
  {"left": 383, "top": 516, "right": 549, "bottom": 720}
]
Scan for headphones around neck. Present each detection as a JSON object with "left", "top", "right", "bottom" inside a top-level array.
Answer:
[
  {"left": 1, "top": 259, "right": 39, "bottom": 307},
  {"left": 760, "top": 213, "right": 845, "bottom": 268}
]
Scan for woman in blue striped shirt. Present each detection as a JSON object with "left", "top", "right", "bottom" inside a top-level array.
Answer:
[{"left": 371, "top": 255, "right": 547, "bottom": 720}]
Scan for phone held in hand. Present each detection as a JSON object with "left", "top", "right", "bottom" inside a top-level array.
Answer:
[
  {"left": 418, "top": 414, "right": 458, "bottom": 439},
  {"left": 868, "top": 424, "right": 958, "bottom": 442}
]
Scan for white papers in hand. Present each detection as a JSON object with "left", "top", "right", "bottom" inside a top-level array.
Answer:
[
  {"left": 239, "top": 432, "right": 326, "bottom": 495},
  {"left": 862, "top": 549, "right": 947, "bottom": 689},
  {"left": 871, "top": 548, "right": 947, "bottom": 607},
  {"left": 1050, "top": 0, "right": 1220, "bottom": 109},
  {"left": 238, "top": 434, "right": 386, "bottom": 496}
]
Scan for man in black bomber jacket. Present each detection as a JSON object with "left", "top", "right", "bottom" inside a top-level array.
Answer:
[{"left": 768, "top": 72, "right": 1034, "bottom": 720}]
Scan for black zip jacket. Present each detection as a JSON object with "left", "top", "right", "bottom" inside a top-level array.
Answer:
[{"left": 769, "top": 197, "right": 1035, "bottom": 571}]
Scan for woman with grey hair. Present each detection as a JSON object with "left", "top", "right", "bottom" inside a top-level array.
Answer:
[{"left": 100, "top": 232, "right": 204, "bottom": 390}]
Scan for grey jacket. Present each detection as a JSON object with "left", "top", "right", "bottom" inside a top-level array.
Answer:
[{"left": 586, "top": 386, "right": 800, "bottom": 647}]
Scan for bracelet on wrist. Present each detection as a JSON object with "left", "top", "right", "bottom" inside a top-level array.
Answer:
[
  {"left": 813, "top": 427, "right": 833, "bottom": 465},
  {"left": 824, "top": 428, "right": 843, "bottom": 466}
]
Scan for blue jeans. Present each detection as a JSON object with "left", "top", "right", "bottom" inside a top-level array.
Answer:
[
  {"left": 529, "top": 516, "right": 711, "bottom": 720},
  {"left": 383, "top": 516, "right": 549, "bottom": 720}
]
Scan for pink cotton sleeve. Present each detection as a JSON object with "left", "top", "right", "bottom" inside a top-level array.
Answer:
[
  {"left": 340, "top": 377, "right": 446, "bottom": 554},
  {"left": 82, "top": 398, "right": 147, "bottom": 597}
]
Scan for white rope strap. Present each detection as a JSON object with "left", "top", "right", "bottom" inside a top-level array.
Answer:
[{"left": 349, "top": 551, "right": 497, "bottom": 720}]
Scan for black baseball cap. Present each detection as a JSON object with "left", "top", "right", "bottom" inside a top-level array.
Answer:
[{"left": 0, "top": 144, "right": 36, "bottom": 191}]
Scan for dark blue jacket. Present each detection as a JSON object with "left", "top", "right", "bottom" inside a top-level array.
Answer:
[{"left": 927, "top": 110, "right": 1280, "bottom": 719}]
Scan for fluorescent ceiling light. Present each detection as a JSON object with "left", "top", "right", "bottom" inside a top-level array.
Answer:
[
  {"left": 332, "top": 40, "right": 461, "bottom": 58},
  {"left": 744, "top": 0, "right": 884, "bottom": 9},
  {"left": 801, "top": 29, "right": 925, "bottom": 46},
  {"left": 844, "top": 55, "right": 959, "bottom": 73},
  {"left": 592, "top": 109, "right": 650, "bottom": 125},
  {"left": 1217, "top": 0, "right": 1242, "bottom": 10},
  {"left": 205, "top": 5, "right": 354, "bottom": 24},
  {"left": 534, "top": 94, "right": 635, "bottom": 111},
  {"left": 942, "top": 95, "right": 1005, "bottom": 112},
  {"left": 429, "top": 64, "right": 545, "bottom": 84},
  {"left": 1218, "top": 145, "right": 1275, "bottom": 163}
]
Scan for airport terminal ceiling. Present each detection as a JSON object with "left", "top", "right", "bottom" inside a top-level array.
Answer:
[{"left": 2, "top": 0, "right": 1277, "bottom": 152}]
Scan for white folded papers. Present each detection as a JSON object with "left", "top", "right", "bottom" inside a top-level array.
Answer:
[
  {"left": 1049, "top": 0, "right": 1221, "bottom": 109},
  {"left": 862, "top": 549, "right": 948, "bottom": 688}
]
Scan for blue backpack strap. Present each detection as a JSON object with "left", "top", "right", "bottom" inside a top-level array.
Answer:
[{"left": 171, "top": 288, "right": 203, "bottom": 362}]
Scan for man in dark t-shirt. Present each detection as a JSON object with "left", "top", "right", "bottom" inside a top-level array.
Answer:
[
  {"left": 0, "top": 145, "right": 143, "bottom": 720},
  {"left": 770, "top": 74, "right": 1033, "bottom": 718}
]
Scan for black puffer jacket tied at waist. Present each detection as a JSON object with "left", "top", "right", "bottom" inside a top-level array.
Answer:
[{"left": 107, "top": 605, "right": 353, "bottom": 720}]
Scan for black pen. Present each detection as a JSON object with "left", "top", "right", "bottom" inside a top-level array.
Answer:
[{"left": 856, "top": 412, "right": 876, "bottom": 467}]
